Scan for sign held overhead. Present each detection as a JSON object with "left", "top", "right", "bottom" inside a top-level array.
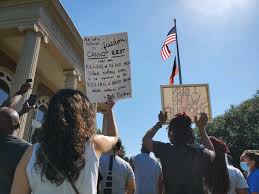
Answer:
[
  {"left": 83, "top": 32, "right": 132, "bottom": 103},
  {"left": 161, "top": 84, "right": 212, "bottom": 123}
]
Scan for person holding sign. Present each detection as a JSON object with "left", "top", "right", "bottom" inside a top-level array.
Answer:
[
  {"left": 10, "top": 89, "right": 119, "bottom": 194},
  {"left": 143, "top": 112, "right": 215, "bottom": 194}
]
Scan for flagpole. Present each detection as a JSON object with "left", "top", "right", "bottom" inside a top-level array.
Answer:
[{"left": 174, "top": 19, "right": 183, "bottom": 85}]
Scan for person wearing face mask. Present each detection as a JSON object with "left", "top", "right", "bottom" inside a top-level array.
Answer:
[{"left": 240, "top": 150, "right": 259, "bottom": 194}]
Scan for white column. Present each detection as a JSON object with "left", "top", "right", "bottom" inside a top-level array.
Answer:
[
  {"left": 64, "top": 69, "right": 78, "bottom": 89},
  {"left": 10, "top": 30, "right": 42, "bottom": 138},
  {"left": 23, "top": 79, "right": 39, "bottom": 141}
]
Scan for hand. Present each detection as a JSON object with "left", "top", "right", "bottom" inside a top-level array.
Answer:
[
  {"left": 20, "top": 102, "right": 35, "bottom": 115},
  {"left": 158, "top": 111, "right": 167, "bottom": 125},
  {"left": 103, "top": 96, "right": 115, "bottom": 113},
  {"left": 18, "top": 82, "right": 32, "bottom": 94},
  {"left": 195, "top": 113, "right": 208, "bottom": 130}
]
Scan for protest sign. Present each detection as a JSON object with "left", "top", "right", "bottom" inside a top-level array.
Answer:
[
  {"left": 83, "top": 32, "right": 132, "bottom": 103},
  {"left": 161, "top": 84, "right": 212, "bottom": 122}
]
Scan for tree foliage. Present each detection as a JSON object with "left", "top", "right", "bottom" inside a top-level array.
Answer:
[
  {"left": 206, "top": 90, "right": 259, "bottom": 166},
  {"left": 118, "top": 144, "right": 126, "bottom": 159}
]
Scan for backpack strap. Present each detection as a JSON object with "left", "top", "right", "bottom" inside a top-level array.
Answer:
[{"left": 103, "top": 155, "right": 114, "bottom": 193}]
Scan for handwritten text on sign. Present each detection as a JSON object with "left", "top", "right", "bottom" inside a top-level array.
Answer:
[
  {"left": 161, "top": 84, "right": 212, "bottom": 122},
  {"left": 83, "top": 32, "right": 132, "bottom": 103}
]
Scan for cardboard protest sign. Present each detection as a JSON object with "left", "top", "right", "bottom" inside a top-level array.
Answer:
[
  {"left": 161, "top": 84, "right": 212, "bottom": 122},
  {"left": 83, "top": 32, "right": 132, "bottom": 103}
]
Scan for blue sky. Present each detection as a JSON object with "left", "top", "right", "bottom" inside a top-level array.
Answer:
[{"left": 60, "top": 0, "right": 259, "bottom": 157}]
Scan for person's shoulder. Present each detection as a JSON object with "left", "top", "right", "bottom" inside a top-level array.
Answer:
[
  {"left": 116, "top": 155, "right": 127, "bottom": 163},
  {"left": 100, "top": 153, "right": 110, "bottom": 161},
  {"left": 116, "top": 156, "right": 131, "bottom": 167},
  {"left": 227, "top": 165, "right": 240, "bottom": 176},
  {"left": 6, "top": 135, "right": 31, "bottom": 148},
  {"left": 191, "top": 146, "right": 212, "bottom": 163},
  {"left": 188, "top": 145, "right": 204, "bottom": 155},
  {"left": 154, "top": 141, "right": 171, "bottom": 148},
  {"left": 227, "top": 165, "right": 236, "bottom": 171}
]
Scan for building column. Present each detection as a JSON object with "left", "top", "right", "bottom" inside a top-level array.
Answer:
[
  {"left": 23, "top": 79, "right": 39, "bottom": 141},
  {"left": 102, "top": 113, "right": 108, "bottom": 135},
  {"left": 64, "top": 69, "right": 79, "bottom": 89},
  {"left": 10, "top": 30, "right": 42, "bottom": 138}
]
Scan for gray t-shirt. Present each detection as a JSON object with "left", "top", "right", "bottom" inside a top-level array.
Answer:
[
  {"left": 100, "top": 154, "right": 135, "bottom": 194},
  {"left": 132, "top": 153, "right": 162, "bottom": 194}
]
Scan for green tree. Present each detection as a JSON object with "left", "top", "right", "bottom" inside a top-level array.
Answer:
[
  {"left": 206, "top": 90, "right": 259, "bottom": 167},
  {"left": 118, "top": 144, "right": 126, "bottom": 159},
  {"left": 96, "top": 128, "right": 102, "bottom": 134}
]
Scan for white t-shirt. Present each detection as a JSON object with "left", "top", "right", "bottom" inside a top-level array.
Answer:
[
  {"left": 132, "top": 153, "right": 162, "bottom": 194},
  {"left": 207, "top": 165, "right": 248, "bottom": 194},
  {"left": 228, "top": 165, "right": 248, "bottom": 194}
]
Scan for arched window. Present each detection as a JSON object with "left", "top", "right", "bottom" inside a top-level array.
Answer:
[
  {"left": 0, "top": 79, "right": 10, "bottom": 105},
  {"left": 0, "top": 68, "right": 13, "bottom": 105},
  {"left": 30, "top": 96, "right": 49, "bottom": 143}
]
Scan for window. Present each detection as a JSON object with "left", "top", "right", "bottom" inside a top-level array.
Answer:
[
  {"left": 33, "top": 105, "right": 47, "bottom": 129},
  {"left": 0, "top": 79, "right": 10, "bottom": 105}
]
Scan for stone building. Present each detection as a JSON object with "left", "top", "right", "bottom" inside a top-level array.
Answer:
[{"left": 0, "top": 0, "right": 86, "bottom": 141}]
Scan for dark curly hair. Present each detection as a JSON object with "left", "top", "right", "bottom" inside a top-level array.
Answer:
[
  {"left": 35, "top": 89, "right": 96, "bottom": 185},
  {"left": 167, "top": 113, "right": 194, "bottom": 145},
  {"left": 204, "top": 136, "right": 230, "bottom": 194}
]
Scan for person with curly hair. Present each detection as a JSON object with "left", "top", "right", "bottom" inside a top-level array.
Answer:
[{"left": 10, "top": 89, "right": 119, "bottom": 194}]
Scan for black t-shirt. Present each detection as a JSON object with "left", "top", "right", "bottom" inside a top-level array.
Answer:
[
  {"left": 153, "top": 141, "right": 211, "bottom": 194},
  {"left": 0, "top": 133, "right": 30, "bottom": 194}
]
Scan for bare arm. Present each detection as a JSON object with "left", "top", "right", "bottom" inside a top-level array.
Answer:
[
  {"left": 1, "top": 82, "right": 31, "bottom": 109},
  {"left": 143, "top": 111, "right": 167, "bottom": 152},
  {"left": 158, "top": 172, "right": 163, "bottom": 194},
  {"left": 1, "top": 93, "right": 23, "bottom": 109},
  {"left": 105, "top": 108, "right": 118, "bottom": 137},
  {"left": 18, "top": 102, "right": 35, "bottom": 117},
  {"left": 195, "top": 113, "right": 215, "bottom": 161},
  {"left": 10, "top": 146, "right": 33, "bottom": 194},
  {"left": 126, "top": 178, "right": 136, "bottom": 194},
  {"left": 94, "top": 97, "right": 118, "bottom": 156}
]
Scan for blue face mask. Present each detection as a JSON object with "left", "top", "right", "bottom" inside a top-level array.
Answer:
[{"left": 240, "top": 162, "right": 249, "bottom": 172}]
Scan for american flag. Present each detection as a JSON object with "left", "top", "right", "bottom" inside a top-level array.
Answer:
[{"left": 161, "top": 26, "right": 176, "bottom": 60}]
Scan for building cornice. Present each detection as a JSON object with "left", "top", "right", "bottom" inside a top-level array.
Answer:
[
  {"left": 18, "top": 23, "right": 49, "bottom": 43},
  {"left": 0, "top": 0, "right": 84, "bottom": 73}
]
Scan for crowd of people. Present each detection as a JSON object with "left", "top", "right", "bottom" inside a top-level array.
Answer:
[{"left": 0, "top": 81, "right": 258, "bottom": 194}]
